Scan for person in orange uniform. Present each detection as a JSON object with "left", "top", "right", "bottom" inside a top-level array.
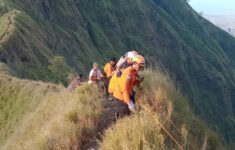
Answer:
[
  {"left": 101, "top": 57, "right": 117, "bottom": 97},
  {"left": 115, "top": 51, "right": 138, "bottom": 71},
  {"left": 113, "top": 55, "right": 145, "bottom": 117},
  {"left": 108, "top": 51, "right": 137, "bottom": 100},
  {"left": 103, "top": 57, "right": 117, "bottom": 78}
]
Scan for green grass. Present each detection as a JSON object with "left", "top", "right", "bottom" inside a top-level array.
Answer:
[{"left": 0, "top": 62, "right": 15, "bottom": 75}]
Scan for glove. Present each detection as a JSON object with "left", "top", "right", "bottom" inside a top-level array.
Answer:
[{"left": 127, "top": 101, "right": 136, "bottom": 112}]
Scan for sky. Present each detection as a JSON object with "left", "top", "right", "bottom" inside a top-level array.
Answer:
[{"left": 189, "top": 0, "right": 235, "bottom": 15}]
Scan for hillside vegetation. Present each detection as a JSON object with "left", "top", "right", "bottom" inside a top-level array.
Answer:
[
  {"left": 0, "top": 69, "right": 228, "bottom": 150},
  {"left": 1, "top": 74, "right": 104, "bottom": 150},
  {"left": 0, "top": 0, "right": 235, "bottom": 146},
  {"left": 0, "top": 74, "right": 62, "bottom": 146},
  {"left": 100, "top": 69, "right": 226, "bottom": 150}
]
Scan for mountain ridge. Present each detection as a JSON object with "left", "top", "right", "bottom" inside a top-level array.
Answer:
[{"left": 0, "top": 0, "right": 235, "bottom": 146}]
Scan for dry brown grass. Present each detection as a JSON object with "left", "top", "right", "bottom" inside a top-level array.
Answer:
[
  {"left": 99, "top": 69, "right": 226, "bottom": 150},
  {"left": 2, "top": 83, "right": 104, "bottom": 150}
]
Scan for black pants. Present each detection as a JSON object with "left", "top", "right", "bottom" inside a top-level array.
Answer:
[
  {"left": 130, "top": 90, "right": 136, "bottom": 104},
  {"left": 102, "top": 77, "right": 111, "bottom": 97}
]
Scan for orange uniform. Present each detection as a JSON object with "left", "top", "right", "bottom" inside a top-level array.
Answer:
[
  {"left": 113, "top": 66, "right": 140, "bottom": 103},
  {"left": 108, "top": 71, "right": 118, "bottom": 94},
  {"left": 103, "top": 62, "right": 114, "bottom": 77}
]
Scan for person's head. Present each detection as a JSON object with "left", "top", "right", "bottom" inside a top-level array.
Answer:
[
  {"left": 78, "top": 73, "right": 83, "bottom": 78},
  {"left": 127, "top": 52, "right": 137, "bottom": 64},
  {"left": 110, "top": 57, "right": 117, "bottom": 66},
  {"left": 131, "top": 50, "right": 138, "bottom": 55},
  {"left": 93, "top": 62, "right": 98, "bottom": 70},
  {"left": 132, "top": 55, "right": 146, "bottom": 72}
]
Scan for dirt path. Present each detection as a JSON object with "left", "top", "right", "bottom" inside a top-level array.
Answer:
[
  {"left": 0, "top": 10, "right": 18, "bottom": 43},
  {"left": 0, "top": 16, "right": 12, "bottom": 42},
  {"left": 81, "top": 99, "right": 119, "bottom": 150}
]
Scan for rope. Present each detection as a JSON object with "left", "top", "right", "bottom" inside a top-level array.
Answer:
[
  {"left": 142, "top": 105, "right": 185, "bottom": 150},
  {"left": 167, "top": 119, "right": 197, "bottom": 150}
]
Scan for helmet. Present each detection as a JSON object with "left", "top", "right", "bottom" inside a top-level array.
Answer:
[
  {"left": 132, "top": 55, "right": 145, "bottom": 66},
  {"left": 131, "top": 50, "right": 138, "bottom": 55},
  {"left": 127, "top": 52, "right": 137, "bottom": 59}
]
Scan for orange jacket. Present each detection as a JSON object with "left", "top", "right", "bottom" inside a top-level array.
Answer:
[
  {"left": 108, "top": 71, "right": 118, "bottom": 94},
  {"left": 113, "top": 66, "right": 140, "bottom": 103},
  {"left": 103, "top": 62, "right": 114, "bottom": 78}
]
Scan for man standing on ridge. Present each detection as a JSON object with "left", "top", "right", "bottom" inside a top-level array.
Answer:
[
  {"left": 88, "top": 62, "right": 101, "bottom": 84},
  {"left": 112, "top": 55, "right": 145, "bottom": 117}
]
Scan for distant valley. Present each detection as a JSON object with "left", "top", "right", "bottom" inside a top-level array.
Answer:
[{"left": 205, "top": 15, "right": 235, "bottom": 37}]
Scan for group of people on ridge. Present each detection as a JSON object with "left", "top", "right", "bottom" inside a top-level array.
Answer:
[{"left": 88, "top": 51, "right": 146, "bottom": 117}]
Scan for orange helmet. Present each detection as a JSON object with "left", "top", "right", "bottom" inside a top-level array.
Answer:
[
  {"left": 131, "top": 50, "right": 138, "bottom": 55},
  {"left": 132, "top": 55, "right": 145, "bottom": 66}
]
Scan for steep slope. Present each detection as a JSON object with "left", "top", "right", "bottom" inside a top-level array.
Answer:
[
  {"left": 0, "top": 74, "right": 104, "bottom": 150},
  {"left": 0, "top": 70, "right": 227, "bottom": 150},
  {"left": 100, "top": 69, "right": 226, "bottom": 150},
  {"left": 0, "top": 0, "right": 235, "bottom": 145},
  {"left": 0, "top": 74, "right": 62, "bottom": 146}
]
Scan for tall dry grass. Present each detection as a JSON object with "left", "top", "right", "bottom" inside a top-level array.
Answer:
[
  {"left": 1, "top": 69, "right": 227, "bottom": 150},
  {"left": 99, "top": 69, "right": 226, "bottom": 150},
  {"left": 0, "top": 74, "right": 61, "bottom": 146},
  {"left": 2, "top": 81, "right": 104, "bottom": 150}
]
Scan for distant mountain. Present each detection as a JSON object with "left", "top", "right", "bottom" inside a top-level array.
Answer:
[{"left": 204, "top": 15, "right": 235, "bottom": 37}]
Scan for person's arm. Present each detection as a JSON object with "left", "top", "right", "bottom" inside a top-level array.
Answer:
[
  {"left": 122, "top": 74, "right": 136, "bottom": 111},
  {"left": 134, "top": 74, "right": 144, "bottom": 86},
  {"left": 90, "top": 76, "right": 98, "bottom": 81},
  {"left": 121, "top": 74, "right": 131, "bottom": 103}
]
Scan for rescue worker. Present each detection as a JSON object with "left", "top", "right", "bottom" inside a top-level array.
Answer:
[
  {"left": 101, "top": 57, "right": 117, "bottom": 78},
  {"left": 88, "top": 62, "right": 101, "bottom": 84},
  {"left": 115, "top": 51, "right": 138, "bottom": 71},
  {"left": 108, "top": 51, "right": 137, "bottom": 100},
  {"left": 113, "top": 55, "right": 145, "bottom": 117},
  {"left": 101, "top": 57, "right": 117, "bottom": 96}
]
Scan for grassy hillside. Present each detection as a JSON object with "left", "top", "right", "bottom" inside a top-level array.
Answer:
[
  {"left": 0, "top": 74, "right": 62, "bottom": 146},
  {"left": 0, "top": 70, "right": 228, "bottom": 150},
  {"left": 0, "top": 73, "right": 105, "bottom": 150},
  {"left": 0, "top": 0, "right": 235, "bottom": 145},
  {"left": 0, "top": 75, "right": 104, "bottom": 150},
  {"left": 100, "top": 69, "right": 226, "bottom": 150}
]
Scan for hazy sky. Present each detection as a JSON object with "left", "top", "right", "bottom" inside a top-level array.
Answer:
[{"left": 189, "top": 0, "right": 235, "bottom": 15}]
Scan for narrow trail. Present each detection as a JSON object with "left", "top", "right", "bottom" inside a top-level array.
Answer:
[
  {"left": 0, "top": 11, "right": 17, "bottom": 43},
  {"left": 82, "top": 99, "right": 119, "bottom": 150},
  {"left": 0, "top": 16, "right": 12, "bottom": 42}
]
